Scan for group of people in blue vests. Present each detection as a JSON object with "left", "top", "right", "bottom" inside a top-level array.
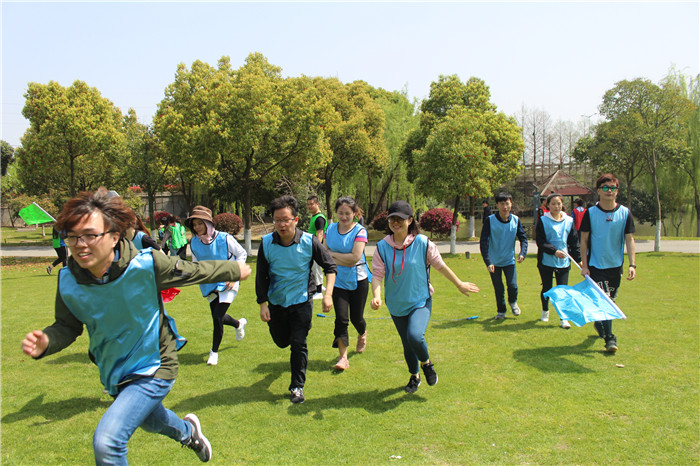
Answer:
[{"left": 22, "top": 171, "right": 636, "bottom": 464}]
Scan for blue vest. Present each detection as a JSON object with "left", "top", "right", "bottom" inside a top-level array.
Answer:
[
  {"left": 541, "top": 215, "right": 574, "bottom": 269},
  {"left": 132, "top": 231, "right": 146, "bottom": 250},
  {"left": 190, "top": 231, "right": 234, "bottom": 297},
  {"left": 262, "top": 231, "right": 314, "bottom": 307},
  {"left": 58, "top": 251, "right": 185, "bottom": 395},
  {"left": 376, "top": 235, "right": 431, "bottom": 317},
  {"left": 325, "top": 223, "right": 372, "bottom": 291},
  {"left": 588, "top": 205, "right": 629, "bottom": 269},
  {"left": 488, "top": 213, "right": 520, "bottom": 267}
]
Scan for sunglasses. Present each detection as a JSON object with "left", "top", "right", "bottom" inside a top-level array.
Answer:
[{"left": 599, "top": 186, "right": 618, "bottom": 192}]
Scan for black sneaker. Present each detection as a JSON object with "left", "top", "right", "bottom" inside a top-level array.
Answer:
[
  {"left": 421, "top": 362, "right": 438, "bottom": 386},
  {"left": 290, "top": 387, "right": 305, "bottom": 404},
  {"left": 183, "top": 413, "right": 212, "bottom": 462},
  {"left": 605, "top": 338, "right": 618, "bottom": 353},
  {"left": 405, "top": 375, "right": 421, "bottom": 393}
]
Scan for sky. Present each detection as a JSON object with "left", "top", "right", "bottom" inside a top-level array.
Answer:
[{"left": 2, "top": 1, "right": 698, "bottom": 148}]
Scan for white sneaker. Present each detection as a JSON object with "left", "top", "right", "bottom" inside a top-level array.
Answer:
[
  {"left": 236, "top": 318, "right": 247, "bottom": 341},
  {"left": 206, "top": 351, "right": 218, "bottom": 366},
  {"left": 509, "top": 302, "right": 521, "bottom": 316},
  {"left": 313, "top": 292, "right": 323, "bottom": 300},
  {"left": 541, "top": 310, "right": 549, "bottom": 322},
  {"left": 560, "top": 320, "right": 571, "bottom": 329}
]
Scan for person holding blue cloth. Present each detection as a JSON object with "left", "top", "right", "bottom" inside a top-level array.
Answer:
[
  {"left": 186, "top": 206, "right": 248, "bottom": 366},
  {"left": 256, "top": 195, "right": 337, "bottom": 404},
  {"left": 580, "top": 173, "right": 636, "bottom": 353},
  {"left": 371, "top": 201, "right": 479, "bottom": 393},
  {"left": 479, "top": 192, "right": 528, "bottom": 319},
  {"left": 21, "top": 187, "right": 251, "bottom": 464},
  {"left": 535, "top": 193, "right": 581, "bottom": 328},
  {"left": 324, "top": 196, "right": 371, "bottom": 371}
]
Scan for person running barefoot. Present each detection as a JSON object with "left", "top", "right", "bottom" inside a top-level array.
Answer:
[{"left": 371, "top": 201, "right": 479, "bottom": 393}]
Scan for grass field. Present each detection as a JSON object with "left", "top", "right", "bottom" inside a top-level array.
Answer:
[{"left": 1, "top": 253, "right": 698, "bottom": 464}]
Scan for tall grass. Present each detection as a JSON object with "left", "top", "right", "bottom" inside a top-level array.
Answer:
[{"left": 2, "top": 253, "right": 698, "bottom": 464}]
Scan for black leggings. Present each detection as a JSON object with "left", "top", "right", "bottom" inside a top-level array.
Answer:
[
  {"left": 209, "top": 297, "right": 240, "bottom": 352},
  {"left": 331, "top": 278, "right": 369, "bottom": 348},
  {"left": 52, "top": 247, "right": 67, "bottom": 268},
  {"left": 539, "top": 266, "right": 570, "bottom": 311}
]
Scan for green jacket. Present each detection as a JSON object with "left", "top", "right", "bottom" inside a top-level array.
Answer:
[{"left": 39, "top": 238, "right": 242, "bottom": 386}]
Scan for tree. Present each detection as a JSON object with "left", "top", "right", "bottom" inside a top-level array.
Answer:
[
  {"left": 1, "top": 140, "right": 15, "bottom": 176},
  {"left": 156, "top": 53, "right": 330, "bottom": 251},
  {"left": 19, "top": 80, "right": 125, "bottom": 196},
  {"left": 598, "top": 78, "right": 694, "bottom": 250}
]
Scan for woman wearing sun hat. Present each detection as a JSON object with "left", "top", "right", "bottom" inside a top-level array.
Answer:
[
  {"left": 370, "top": 200, "right": 480, "bottom": 393},
  {"left": 186, "top": 206, "right": 248, "bottom": 366}
]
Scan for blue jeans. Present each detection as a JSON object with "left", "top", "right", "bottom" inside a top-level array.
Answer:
[
  {"left": 391, "top": 298, "right": 432, "bottom": 375},
  {"left": 489, "top": 264, "right": 518, "bottom": 313},
  {"left": 93, "top": 377, "right": 191, "bottom": 465}
]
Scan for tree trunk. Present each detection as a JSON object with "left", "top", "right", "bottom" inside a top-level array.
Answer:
[
  {"left": 469, "top": 196, "right": 476, "bottom": 238},
  {"left": 324, "top": 177, "right": 333, "bottom": 224},
  {"left": 694, "top": 187, "right": 700, "bottom": 237},
  {"left": 243, "top": 184, "right": 253, "bottom": 254},
  {"left": 651, "top": 151, "right": 661, "bottom": 252},
  {"left": 147, "top": 190, "right": 157, "bottom": 235},
  {"left": 450, "top": 196, "right": 460, "bottom": 254}
]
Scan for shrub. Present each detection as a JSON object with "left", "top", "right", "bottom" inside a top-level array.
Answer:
[
  {"left": 419, "top": 208, "right": 458, "bottom": 237},
  {"left": 213, "top": 213, "right": 243, "bottom": 235},
  {"left": 372, "top": 211, "right": 389, "bottom": 232},
  {"left": 146, "top": 211, "right": 171, "bottom": 226}
]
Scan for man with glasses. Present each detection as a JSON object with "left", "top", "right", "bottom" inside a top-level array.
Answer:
[
  {"left": 21, "top": 187, "right": 251, "bottom": 463},
  {"left": 579, "top": 173, "right": 636, "bottom": 353},
  {"left": 256, "top": 195, "right": 336, "bottom": 404}
]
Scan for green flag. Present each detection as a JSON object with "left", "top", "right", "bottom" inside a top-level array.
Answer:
[{"left": 18, "top": 202, "right": 56, "bottom": 225}]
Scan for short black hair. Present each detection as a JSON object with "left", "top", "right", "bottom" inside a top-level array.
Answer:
[
  {"left": 494, "top": 192, "right": 512, "bottom": 203},
  {"left": 270, "top": 195, "right": 299, "bottom": 217},
  {"left": 575, "top": 199, "right": 584, "bottom": 207},
  {"left": 307, "top": 195, "right": 319, "bottom": 204}
]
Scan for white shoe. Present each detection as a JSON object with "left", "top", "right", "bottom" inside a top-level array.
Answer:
[
  {"left": 313, "top": 292, "right": 323, "bottom": 300},
  {"left": 509, "top": 302, "right": 521, "bottom": 316},
  {"left": 560, "top": 320, "right": 571, "bottom": 329},
  {"left": 207, "top": 351, "right": 218, "bottom": 366},
  {"left": 236, "top": 318, "right": 247, "bottom": 341},
  {"left": 541, "top": 310, "right": 549, "bottom": 322}
]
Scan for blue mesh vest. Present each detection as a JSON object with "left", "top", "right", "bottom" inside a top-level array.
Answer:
[
  {"left": 541, "top": 215, "right": 574, "bottom": 269},
  {"left": 588, "top": 205, "right": 629, "bottom": 269},
  {"left": 132, "top": 231, "right": 146, "bottom": 250},
  {"left": 190, "top": 232, "right": 232, "bottom": 297},
  {"left": 58, "top": 251, "right": 185, "bottom": 395},
  {"left": 376, "top": 235, "right": 430, "bottom": 317},
  {"left": 487, "top": 213, "right": 520, "bottom": 267},
  {"left": 325, "top": 223, "right": 372, "bottom": 291},
  {"left": 262, "top": 231, "right": 314, "bottom": 307}
]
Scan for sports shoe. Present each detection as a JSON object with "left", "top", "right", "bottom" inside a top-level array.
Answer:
[
  {"left": 333, "top": 357, "right": 349, "bottom": 371},
  {"left": 312, "top": 292, "right": 323, "bottom": 300},
  {"left": 46, "top": 265, "right": 52, "bottom": 275},
  {"left": 421, "top": 362, "right": 438, "bottom": 386},
  {"left": 356, "top": 332, "right": 367, "bottom": 353},
  {"left": 494, "top": 312, "right": 506, "bottom": 320},
  {"left": 509, "top": 302, "right": 521, "bottom": 316},
  {"left": 405, "top": 375, "right": 421, "bottom": 393},
  {"left": 605, "top": 338, "right": 618, "bottom": 353},
  {"left": 206, "top": 351, "right": 218, "bottom": 366},
  {"left": 560, "top": 320, "right": 571, "bottom": 329},
  {"left": 183, "top": 413, "right": 212, "bottom": 462},
  {"left": 235, "top": 318, "right": 247, "bottom": 341},
  {"left": 541, "top": 310, "right": 549, "bottom": 322},
  {"left": 290, "top": 387, "right": 305, "bottom": 404}
]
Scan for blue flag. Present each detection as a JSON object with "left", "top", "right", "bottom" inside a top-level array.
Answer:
[{"left": 543, "top": 275, "right": 627, "bottom": 327}]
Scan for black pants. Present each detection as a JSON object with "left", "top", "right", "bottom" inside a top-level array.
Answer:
[
  {"left": 489, "top": 264, "right": 518, "bottom": 313},
  {"left": 538, "top": 266, "right": 570, "bottom": 311},
  {"left": 589, "top": 266, "right": 623, "bottom": 341},
  {"left": 209, "top": 297, "right": 240, "bottom": 352},
  {"left": 267, "top": 300, "right": 313, "bottom": 390},
  {"left": 331, "top": 278, "right": 369, "bottom": 348},
  {"left": 52, "top": 246, "right": 67, "bottom": 268}
]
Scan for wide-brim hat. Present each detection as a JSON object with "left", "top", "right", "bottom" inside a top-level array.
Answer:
[
  {"left": 387, "top": 200, "right": 413, "bottom": 219},
  {"left": 185, "top": 205, "right": 213, "bottom": 229}
]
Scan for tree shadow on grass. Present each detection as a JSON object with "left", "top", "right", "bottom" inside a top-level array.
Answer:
[
  {"left": 434, "top": 316, "right": 545, "bottom": 333},
  {"left": 44, "top": 352, "right": 92, "bottom": 365},
  {"left": 2, "top": 394, "right": 111, "bottom": 426},
  {"left": 512, "top": 335, "right": 601, "bottom": 374},
  {"left": 171, "top": 360, "right": 425, "bottom": 417}
]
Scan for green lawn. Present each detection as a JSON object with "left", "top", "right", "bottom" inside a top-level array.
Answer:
[{"left": 2, "top": 253, "right": 698, "bottom": 464}]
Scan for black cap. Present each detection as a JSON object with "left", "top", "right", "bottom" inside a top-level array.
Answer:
[{"left": 387, "top": 200, "right": 413, "bottom": 219}]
